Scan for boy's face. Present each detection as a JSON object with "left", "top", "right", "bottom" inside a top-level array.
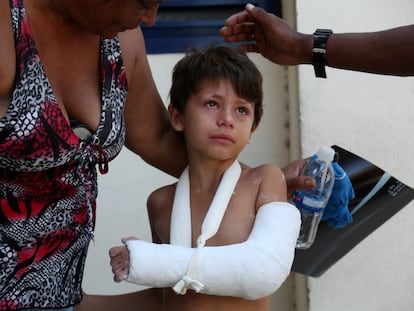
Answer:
[{"left": 170, "top": 79, "right": 255, "bottom": 161}]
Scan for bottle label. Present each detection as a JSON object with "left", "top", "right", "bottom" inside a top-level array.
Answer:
[{"left": 293, "top": 191, "right": 325, "bottom": 212}]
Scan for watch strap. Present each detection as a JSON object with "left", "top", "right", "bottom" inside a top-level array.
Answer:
[{"left": 312, "top": 29, "right": 333, "bottom": 78}]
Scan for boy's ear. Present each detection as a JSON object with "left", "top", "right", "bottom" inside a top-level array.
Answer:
[
  {"left": 247, "top": 123, "right": 258, "bottom": 144},
  {"left": 168, "top": 104, "right": 184, "bottom": 132}
]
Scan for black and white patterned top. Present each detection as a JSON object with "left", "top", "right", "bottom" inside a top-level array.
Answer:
[{"left": 0, "top": 0, "right": 127, "bottom": 309}]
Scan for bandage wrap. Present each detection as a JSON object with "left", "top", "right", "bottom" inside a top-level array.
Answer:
[
  {"left": 126, "top": 202, "right": 301, "bottom": 300},
  {"left": 170, "top": 161, "right": 241, "bottom": 295}
]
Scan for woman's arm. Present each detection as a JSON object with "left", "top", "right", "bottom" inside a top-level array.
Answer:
[{"left": 119, "top": 28, "right": 187, "bottom": 177}]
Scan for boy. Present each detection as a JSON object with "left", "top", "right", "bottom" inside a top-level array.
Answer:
[{"left": 109, "top": 46, "right": 301, "bottom": 311}]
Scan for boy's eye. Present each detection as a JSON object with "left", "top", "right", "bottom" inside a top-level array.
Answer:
[
  {"left": 206, "top": 101, "right": 217, "bottom": 108},
  {"left": 237, "top": 106, "right": 249, "bottom": 115}
]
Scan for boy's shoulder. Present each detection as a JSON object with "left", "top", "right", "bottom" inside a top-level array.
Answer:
[
  {"left": 147, "top": 183, "right": 177, "bottom": 212},
  {"left": 242, "top": 162, "right": 284, "bottom": 179},
  {"left": 240, "top": 163, "right": 287, "bottom": 206}
]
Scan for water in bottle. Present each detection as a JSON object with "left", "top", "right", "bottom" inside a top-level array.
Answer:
[{"left": 293, "top": 146, "right": 335, "bottom": 249}]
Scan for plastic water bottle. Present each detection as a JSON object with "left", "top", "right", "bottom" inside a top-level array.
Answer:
[{"left": 293, "top": 146, "right": 335, "bottom": 249}]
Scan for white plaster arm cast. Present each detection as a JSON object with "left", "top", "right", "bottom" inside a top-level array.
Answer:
[{"left": 125, "top": 202, "right": 301, "bottom": 300}]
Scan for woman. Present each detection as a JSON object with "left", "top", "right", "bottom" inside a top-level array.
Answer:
[{"left": 0, "top": 1, "right": 186, "bottom": 310}]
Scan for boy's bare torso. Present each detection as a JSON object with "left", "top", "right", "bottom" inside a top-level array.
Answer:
[
  {"left": 148, "top": 164, "right": 282, "bottom": 311},
  {"left": 163, "top": 289, "right": 270, "bottom": 311}
]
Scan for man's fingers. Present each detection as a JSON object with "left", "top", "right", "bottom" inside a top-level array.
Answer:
[
  {"left": 286, "top": 175, "right": 316, "bottom": 199},
  {"left": 289, "top": 176, "right": 316, "bottom": 190}
]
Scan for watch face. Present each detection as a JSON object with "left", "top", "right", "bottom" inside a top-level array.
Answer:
[
  {"left": 314, "top": 29, "right": 332, "bottom": 49},
  {"left": 315, "top": 29, "right": 333, "bottom": 35}
]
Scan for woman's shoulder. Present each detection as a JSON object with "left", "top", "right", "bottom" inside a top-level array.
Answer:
[{"left": 118, "top": 27, "right": 146, "bottom": 71}]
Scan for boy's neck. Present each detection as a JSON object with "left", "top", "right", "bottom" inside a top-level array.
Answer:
[{"left": 187, "top": 158, "right": 239, "bottom": 192}]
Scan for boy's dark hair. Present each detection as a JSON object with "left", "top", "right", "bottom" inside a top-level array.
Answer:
[{"left": 169, "top": 45, "right": 263, "bottom": 130}]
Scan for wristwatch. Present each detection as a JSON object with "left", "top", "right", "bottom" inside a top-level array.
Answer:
[{"left": 312, "top": 29, "right": 333, "bottom": 78}]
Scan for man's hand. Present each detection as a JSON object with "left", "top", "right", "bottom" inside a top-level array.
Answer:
[
  {"left": 282, "top": 158, "right": 316, "bottom": 198},
  {"left": 220, "top": 3, "right": 312, "bottom": 66}
]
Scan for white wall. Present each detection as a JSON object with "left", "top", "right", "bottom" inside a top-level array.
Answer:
[{"left": 295, "top": 1, "right": 414, "bottom": 310}]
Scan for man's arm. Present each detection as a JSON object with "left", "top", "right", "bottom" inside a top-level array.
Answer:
[
  {"left": 220, "top": 4, "right": 414, "bottom": 76},
  {"left": 325, "top": 26, "right": 414, "bottom": 76}
]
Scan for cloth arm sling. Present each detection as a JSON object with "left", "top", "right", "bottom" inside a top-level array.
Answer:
[{"left": 126, "top": 202, "right": 300, "bottom": 300}]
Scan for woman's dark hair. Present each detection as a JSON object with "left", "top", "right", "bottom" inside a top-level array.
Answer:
[{"left": 169, "top": 45, "right": 263, "bottom": 129}]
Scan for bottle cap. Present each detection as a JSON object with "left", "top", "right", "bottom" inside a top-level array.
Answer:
[{"left": 316, "top": 146, "right": 335, "bottom": 162}]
